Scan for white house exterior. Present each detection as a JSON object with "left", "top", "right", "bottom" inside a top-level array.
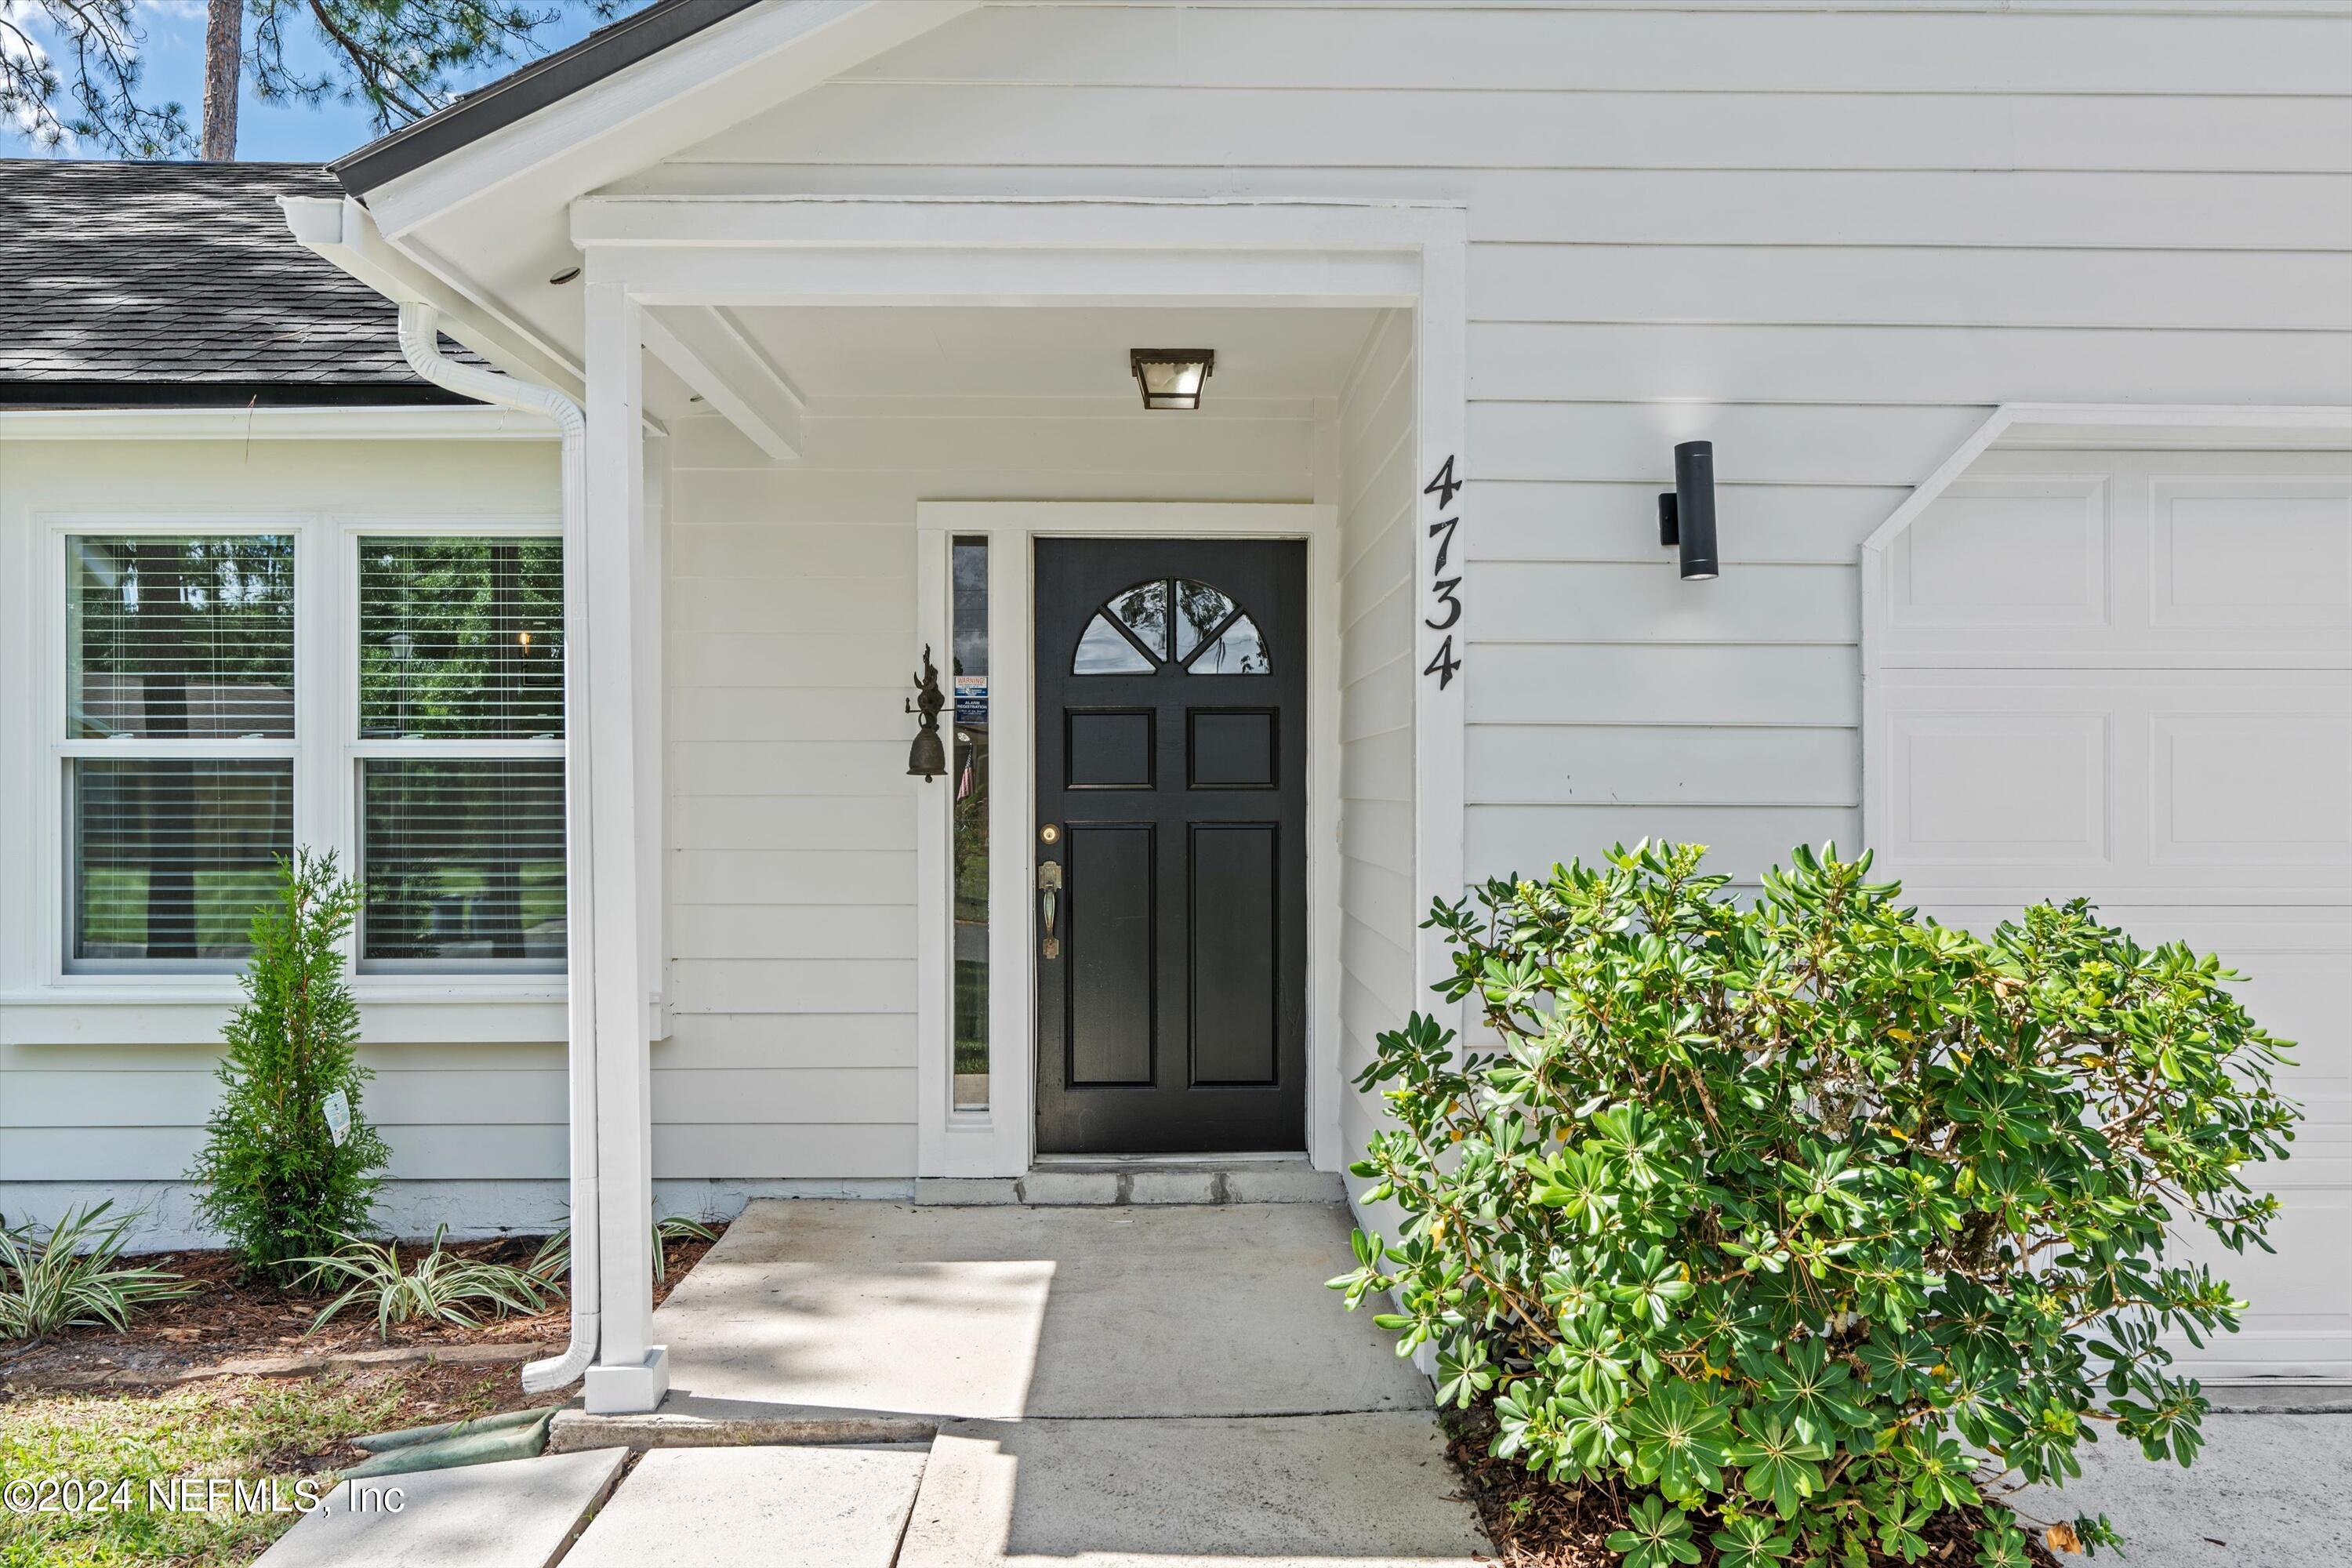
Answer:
[{"left": 6, "top": 0, "right": 2352, "bottom": 1410}]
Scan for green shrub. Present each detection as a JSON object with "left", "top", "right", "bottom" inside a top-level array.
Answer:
[
  {"left": 1334, "top": 842, "right": 2299, "bottom": 1564},
  {"left": 294, "top": 1227, "right": 560, "bottom": 1338},
  {"left": 0, "top": 1202, "right": 195, "bottom": 1342},
  {"left": 191, "top": 850, "right": 390, "bottom": 1283},
  {"left": 527, "top": 1213, "right": 718, "bottom": 1288}
]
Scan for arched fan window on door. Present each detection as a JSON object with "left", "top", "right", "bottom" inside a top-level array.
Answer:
[{"left": 1073, "top": 578, "right": 1269, "bottom": 675}]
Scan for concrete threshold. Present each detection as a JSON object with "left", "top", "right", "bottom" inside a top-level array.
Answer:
[{"left": 915, "top": 1154, "right": 1341, "bottom": 1207}]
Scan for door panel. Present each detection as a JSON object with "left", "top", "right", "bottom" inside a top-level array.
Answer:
[
  {"left": 1066, "top": 824, "right": 1156, "bottom": 1087},
  {"left": 1035, "top": 536, "right": 1307, "bottom": 1153},
  {"left": 1190, "top": 824, "right": 1279, "bottom": 1086}
]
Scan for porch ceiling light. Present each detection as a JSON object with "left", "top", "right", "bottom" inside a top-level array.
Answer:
[{"left": 1130, "top": 349, "right": 1215, "bottom": 411}]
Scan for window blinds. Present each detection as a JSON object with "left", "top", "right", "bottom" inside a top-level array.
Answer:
[{"left": 356, "top": 536, "right": 566, "bottom": 971}]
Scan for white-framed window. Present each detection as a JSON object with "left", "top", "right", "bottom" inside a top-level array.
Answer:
[
  {"left": 46, "top": 517, "right": 564, "bottom": 982},
  {"left": 349, "top": 529, "right": 565, "bottom": 975},
  {"left": 62, "top": 531, "right": 297, "bottom": 973}
]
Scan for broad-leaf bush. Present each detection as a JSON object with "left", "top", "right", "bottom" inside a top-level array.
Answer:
[{"left": 1334, "top": 843, "right": 2298, "bottom": 1563}]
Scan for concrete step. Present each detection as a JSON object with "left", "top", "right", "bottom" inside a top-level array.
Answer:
[
  {"left": 559, "top": 1443, "right": 927, "bottom": 1568},
  {"left": 252, "top": 1446, "right": 626, "bottom": 1568},
  {"left": 915, "top": 1155, "right": 1341, "bottom": 1207},
  {"left": 895, "top": 1414, "right": 1494, "bottom": 1567},
  {"left": 550, "top": 1394, "right": 937, "bottom": 1454}
]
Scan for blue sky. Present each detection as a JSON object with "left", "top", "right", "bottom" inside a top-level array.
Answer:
[{"left": 9, "top": 2, "right": 610, "bottom": 163}]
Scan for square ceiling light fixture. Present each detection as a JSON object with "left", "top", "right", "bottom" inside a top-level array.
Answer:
[{"left": 1130, "top": 349, "right": 1215, "bottom": 411}]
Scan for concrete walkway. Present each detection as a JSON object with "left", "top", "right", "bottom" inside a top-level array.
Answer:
[
  {"left": 253, "top": 1200, "right": 2352, "bottom": 1566},
  {"left": 563, "top": 1444, "right": 928, "bottom": 1568},
  {"left": 252, "top": 1447, "right": 626, "bottom": 1567},
  {"left": 2009, "top": 1413, "right": 2352, "bottom": 1566},
  {"left": 644, "top": 1200, "right": 1432, "bottom": 1422},
  {"left": 555, "top": 1197, "right": 1491, "bottom": 1568}
]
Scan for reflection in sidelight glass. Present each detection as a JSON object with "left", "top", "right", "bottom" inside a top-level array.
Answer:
[{"left": 951, "top": 537, "right": 990, "bottom": 1109}]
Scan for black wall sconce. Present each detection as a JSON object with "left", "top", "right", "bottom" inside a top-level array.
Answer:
[
  {"left": 906, "top": 645, "right": 947, "bottom": 780},
  {"left": 1657, "top": 440, "right": 1719, "bottom": 582}
]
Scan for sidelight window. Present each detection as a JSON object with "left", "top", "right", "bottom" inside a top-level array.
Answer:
[
  {"left": 1072, "top": 577, "right": 1268, "bottom": 676},
  {"left": 951, "top": 537, "right": 990, "bottom": 1109}
]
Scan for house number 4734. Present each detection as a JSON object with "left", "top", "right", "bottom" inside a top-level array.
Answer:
[{"left": 1421, "top": 455, "right": 1464, "bottom": 688}]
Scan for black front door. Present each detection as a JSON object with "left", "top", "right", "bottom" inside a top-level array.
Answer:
[{"left": 1033, "top": 537, "right": 1308, "bottom": 1153}]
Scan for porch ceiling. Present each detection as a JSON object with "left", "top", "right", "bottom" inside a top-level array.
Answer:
[{"left": 723, "top": 303, "right": 1388, "bottom": 405}]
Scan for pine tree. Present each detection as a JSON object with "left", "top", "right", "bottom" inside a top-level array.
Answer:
[
  {"left": 191, "top": 849, "right": 389, "bottom": 1282},
  {"left": 4, "top": 0, "right": 624, "bottom": 158}
]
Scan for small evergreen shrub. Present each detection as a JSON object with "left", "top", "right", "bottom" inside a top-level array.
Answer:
[
  {"left": 191, "top": 850, "right": 390, "bottom": 1283},
  {"left": 1334, "top": 843, "right": 2299, "bottom": 1564}
]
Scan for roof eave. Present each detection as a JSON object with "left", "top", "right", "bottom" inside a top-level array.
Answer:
[{"left": 330, "top": 0, "right": 767, "bottom": 198}]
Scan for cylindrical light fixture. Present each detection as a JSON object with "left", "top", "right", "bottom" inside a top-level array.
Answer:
[{"left": 1657, "top": 439, "right": 1719, "bottom": 582}]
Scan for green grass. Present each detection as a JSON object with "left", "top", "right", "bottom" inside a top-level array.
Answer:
[{"left": 0, "top": 1374, "right": 435, "bottom": 1567}]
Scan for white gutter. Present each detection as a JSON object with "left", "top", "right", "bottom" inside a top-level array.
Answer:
[{"left": 395, "top": 303, "right": 601, "bottom": 1395}]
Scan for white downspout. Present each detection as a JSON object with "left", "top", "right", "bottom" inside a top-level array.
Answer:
[{"left": 395, "top": 303, "right": 601, "bottom": 1394}]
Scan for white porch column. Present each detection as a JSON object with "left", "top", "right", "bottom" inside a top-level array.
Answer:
[{"left": 581, "top": 274, "right": 667, "bottom": 1414}]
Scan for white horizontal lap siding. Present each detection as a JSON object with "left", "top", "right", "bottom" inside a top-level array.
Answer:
[
  {"left": 0, "top": 436, "right": 572, "bottom": 1227},
  {"left": 652, "top": 0, "right": 2352, "bottom": 895},
  {"left": 662, "top": 394, "right": 1318, "bottom": 1180}
]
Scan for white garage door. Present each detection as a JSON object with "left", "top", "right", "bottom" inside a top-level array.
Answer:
[{"left": 1867, "top": 444, "right": 2352, "bottom": 1385}]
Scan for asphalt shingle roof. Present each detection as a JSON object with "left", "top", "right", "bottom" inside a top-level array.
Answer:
[{"left": 0, "top": 160, "right": 465, "bottom": 405}]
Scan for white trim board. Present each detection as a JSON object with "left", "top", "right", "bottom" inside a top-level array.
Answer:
[
  {"left": 914, "top": 502, "right": 1341, "bottom": 1179},
  {"left": 0, "top": 407, "right": 559, "bottom": 443}
]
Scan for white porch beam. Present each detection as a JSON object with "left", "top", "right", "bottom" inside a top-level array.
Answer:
[
  {"left": 580, "top": 245, "right": 1421, "bottom": 310},
  {"left": 580, "top": 276, "right": 666, "bottom": 1415},
  {"left": 568, "top": 195, "right": 1469, "bottom": 252},
  {"left": 639, "top": 305, "right": 803, "bottom": 461}
]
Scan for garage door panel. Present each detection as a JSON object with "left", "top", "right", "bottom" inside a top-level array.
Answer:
[
  {"left": 2151, "top": 477, "right": 2352, "bottom": 630},
  {"left": 1878, "top": 453, "right": 2352, "bottom": 662},
  {"left": 1889, "top": 477, "right": 2107, "bottom": 628},
  {"left": 1891, "top": 713, "right": 2106, "bottom": 862},
  {"left": 1871, "top": 442, "right": 2352, "bottom": 1383},
  {"left": 1879, "top": 677, "right": 2352, "bottom": 895},
  {"left": 2169, "top": 1189, "right": 2352, "bottom": 1383},
  {"left": 2154, "top": 712, "right": 2352, "bottom": 864}
]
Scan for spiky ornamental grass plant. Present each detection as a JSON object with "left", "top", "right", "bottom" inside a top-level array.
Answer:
[
  {"left": 0, "top": 1202, "right": 195, "bottom": 1343},
  {"left": 1333, "top": 843, "right": 2299, "bottom": 1566},
  {"left": 191, "top": 851, "right": 390, "bottom": 1284}
]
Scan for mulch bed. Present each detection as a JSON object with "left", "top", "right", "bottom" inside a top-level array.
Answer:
[
  {"left": 0, "top": 1225, "right": 722, "bottom": 1394},
  {"left": 1442, "top": 1403, "right": 2066, "bottom": 1568}
]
